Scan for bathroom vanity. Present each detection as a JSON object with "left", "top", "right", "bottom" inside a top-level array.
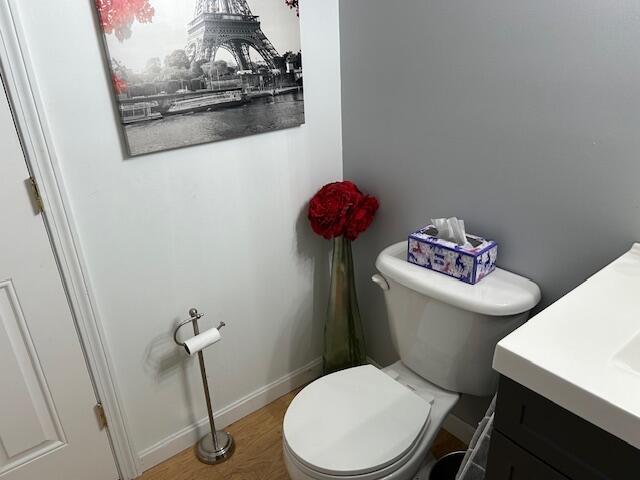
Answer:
[{"left": 487, "top": 244, "right": 640, "bottom": 479}]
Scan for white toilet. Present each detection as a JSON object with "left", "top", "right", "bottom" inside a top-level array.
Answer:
[{"left": 283, "top": 241, "right": 541, "bottom": 480}]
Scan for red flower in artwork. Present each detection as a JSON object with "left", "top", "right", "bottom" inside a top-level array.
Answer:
[
  {"left": 95, "top": 0, "right": 155, "bottom": 41},
  {"left": 112, "top": 74, "right": 128, "bottom": 94},
  {"left": 308, "top": 181, "right": 379, "bottom": 241}
]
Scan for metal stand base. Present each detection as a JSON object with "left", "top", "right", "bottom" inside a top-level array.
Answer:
[{"left": 196, "top": 431, "right": 235, "bottom": 465}]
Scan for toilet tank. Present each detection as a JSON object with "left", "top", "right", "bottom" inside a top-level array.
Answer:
[{"left": 374, "top": 242, "right": 541, "bottom": 396}]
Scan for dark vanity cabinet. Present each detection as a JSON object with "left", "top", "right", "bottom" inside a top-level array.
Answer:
[{"left": 486, "top": 377, "right": 640, "bottom": 480}]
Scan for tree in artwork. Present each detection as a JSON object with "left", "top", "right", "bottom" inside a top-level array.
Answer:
[
  {"left": 95, "top": 0, "right": 155, "bottom": 41},
  {"left": 164, "top": 50, "right": 191, "bottom": 70},
  {"left": 145, "top": 57, "right": 162, "bottom": 76}
]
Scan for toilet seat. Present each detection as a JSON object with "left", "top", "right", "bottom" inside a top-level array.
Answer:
[{"left": 283, "top": 365, "right": 433, "bottom": 477}]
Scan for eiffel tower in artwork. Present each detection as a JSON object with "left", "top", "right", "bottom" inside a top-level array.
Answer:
[{"left": 186, "top": 0, "right": 280, "bottom": 70}]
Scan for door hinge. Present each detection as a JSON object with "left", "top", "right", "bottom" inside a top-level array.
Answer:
[
  {"left": 94, "top": 402, "right": 108, "bottom": 430},
  {"left": 27, "top": 176, "right": 44, "bottom": 214}
]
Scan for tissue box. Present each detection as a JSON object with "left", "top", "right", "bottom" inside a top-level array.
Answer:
[{"left": 408, "top": 225, "right": 497, "bottom": 284}]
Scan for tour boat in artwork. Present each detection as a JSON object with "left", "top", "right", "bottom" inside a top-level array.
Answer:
[
  {"left": 165, "top": 89, "right": 246, "bottom": 115},
  {"left": 120, "top": 102, "right": 162, "bottom": 124}
]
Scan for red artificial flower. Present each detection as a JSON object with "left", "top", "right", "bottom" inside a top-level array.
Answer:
[
  {"left": 308, "top": 181, "right": 362, "bottom": 239},
  {"left": 346, "top": 195, "right": 380, "bottom": 241},
  {"left": 308, "top": 181, "right": 378, "bottom": 240},
  {"left": 96, "top": 0, "right": 155, "bottom": 41}
]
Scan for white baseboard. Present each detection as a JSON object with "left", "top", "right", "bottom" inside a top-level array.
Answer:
[
  {"left": 137, "top": 358, "right": 322, "bottom": 472},
  {"left": 442, "top": 414, "right": 475, "bottom": 445}
]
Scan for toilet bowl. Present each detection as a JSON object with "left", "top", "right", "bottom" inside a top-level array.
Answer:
[
  {"left": 283, "top": 242, "right": 541, "bottom": 480},
  {"left": 283, "top": 362, "right": 459, "bottom": 480}
]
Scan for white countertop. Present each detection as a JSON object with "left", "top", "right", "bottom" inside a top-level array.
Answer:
[{"left": 494, "top": 244, "right": 640, "bottom": 449}]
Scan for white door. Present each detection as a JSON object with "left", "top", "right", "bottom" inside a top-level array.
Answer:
[{"left": 0, "top": 80, "right": 119, "bottom": 479}]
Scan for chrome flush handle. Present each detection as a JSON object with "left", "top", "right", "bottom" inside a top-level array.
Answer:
[{"left": 372, "top": 274, "right": 390, "bottom": 291}]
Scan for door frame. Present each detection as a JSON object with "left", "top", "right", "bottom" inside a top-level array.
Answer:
[{"left": 0, "top": 1, "right": 140, "bottom": 478}]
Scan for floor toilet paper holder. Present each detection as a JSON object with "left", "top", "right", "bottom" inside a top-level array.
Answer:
[{"left": 173, "top": 308, "right": 234, "bottom": 465}]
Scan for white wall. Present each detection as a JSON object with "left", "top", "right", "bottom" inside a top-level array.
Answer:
[{"left": 13, "top": 0, "right": 342, "bottom": 470}]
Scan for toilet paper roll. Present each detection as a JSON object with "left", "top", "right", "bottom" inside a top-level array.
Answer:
[{"left": 184, "top": 327, "right": 222, "bottom": 355}]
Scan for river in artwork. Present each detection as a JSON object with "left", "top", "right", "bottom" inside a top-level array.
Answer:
[{"left": 124, "top": 91, "right": 305, "bottom": 156}]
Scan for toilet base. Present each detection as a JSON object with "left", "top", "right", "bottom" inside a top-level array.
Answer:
[{"left": 413, "top": 454, "right": 436, "bottom": 479}]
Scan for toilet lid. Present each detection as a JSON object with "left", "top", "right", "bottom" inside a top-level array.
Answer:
[{"left": 283, "top": 365, "right": 432, "bottom": 476}]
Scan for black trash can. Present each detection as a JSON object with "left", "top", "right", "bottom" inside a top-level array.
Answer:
[{"left": 429, "top": 451, "right": 466, "bottom": 480}]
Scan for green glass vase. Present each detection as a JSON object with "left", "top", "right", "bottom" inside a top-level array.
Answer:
[{"left": 323, "top": 236, "right": 366, "bottom": 375}]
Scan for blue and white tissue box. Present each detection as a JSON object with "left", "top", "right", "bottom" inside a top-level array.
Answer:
[{"left": 407, "top": 225, "right": 498, "bottom": 285}]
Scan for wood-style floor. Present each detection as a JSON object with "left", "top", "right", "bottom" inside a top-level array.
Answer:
[{"left": 137, "top": 389, "right": 466, "bottom": 480}]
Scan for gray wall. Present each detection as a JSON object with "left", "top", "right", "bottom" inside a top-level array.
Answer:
[{"left": 340, "top": 0, "right": 640, "bottom": 425}]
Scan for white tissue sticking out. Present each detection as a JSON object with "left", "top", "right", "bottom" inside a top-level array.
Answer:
[
  {"left": 184, "top": 327, "right": 222, "bottom": 355},
  {"left": 431, "top": 217, "right": 468, "bottom": 246}
]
